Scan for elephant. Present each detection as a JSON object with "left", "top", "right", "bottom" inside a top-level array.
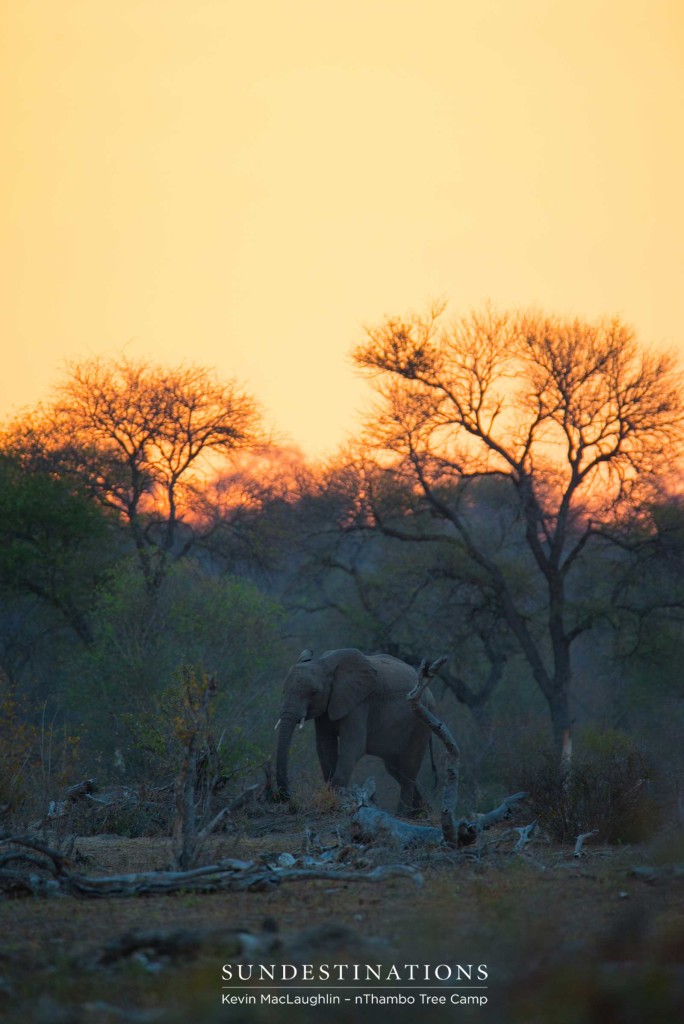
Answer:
[{"left": 274, "top": 648, "right": 436, "bottom": 816}]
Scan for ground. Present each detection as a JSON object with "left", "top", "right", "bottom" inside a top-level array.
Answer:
[{"left": 0, "top": 806, "right": 683, "bottom": 1023}]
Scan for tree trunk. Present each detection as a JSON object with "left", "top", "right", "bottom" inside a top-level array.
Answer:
[{"left": 550, "top": 689, "right": 572, "bottom": 768}]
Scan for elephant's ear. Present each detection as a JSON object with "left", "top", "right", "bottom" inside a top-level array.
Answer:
[{"left": 322, "top": 649, "right": 377, "bottom": 721}]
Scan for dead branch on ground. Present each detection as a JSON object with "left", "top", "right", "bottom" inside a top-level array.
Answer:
[
  {"left": 629, "top": 863, "right": 684, "bottom": 883},
  {"left": 574, "top": 830, "right": 599, "bottom": 857},
  {"left": 0, "top": 832, "right": 422, "bottom": 898},
  {"left": 350, "top": 778, "right": 529, "bottom": 851},
  {"left": 513, "top": 821, "right": 538, "bottom": 853}
]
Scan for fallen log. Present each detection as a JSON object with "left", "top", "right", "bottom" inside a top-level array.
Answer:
[
  {"left": 352, "top": 805, "right": 443, "bottom": 847},
  {"left": 351, "top": 787, "right": 529, "bottom": 849},
  {"left": 0, "top": 833, "right": 422, "bottom": 898}
]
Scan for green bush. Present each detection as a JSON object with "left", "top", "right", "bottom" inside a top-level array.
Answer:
[{"left": 62, "top": 559, "right": 285, "bottom": 779}]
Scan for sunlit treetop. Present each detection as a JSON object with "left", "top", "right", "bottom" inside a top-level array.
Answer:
[
  {"left": 1, "top": 357, "right": 266, "bottom": 591},
  {"left": 354, "top": 304, "right": 684, "bottom": 521}
]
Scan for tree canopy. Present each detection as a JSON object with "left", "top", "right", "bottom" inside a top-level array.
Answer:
[{"left": 2, "top": 358, "right": 265, "bottom": 590}]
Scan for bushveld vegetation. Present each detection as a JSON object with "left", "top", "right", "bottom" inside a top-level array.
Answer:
[
  {"left": 1, "top": 312, "right": 683, "bottom": 827},
  {"left": 1, "top": 311, "right": 683, "bottom": 1022}
]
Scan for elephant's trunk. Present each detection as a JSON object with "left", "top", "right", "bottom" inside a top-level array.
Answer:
[{"left": 275, "top": 716, "right": 297, "bottom": 800}]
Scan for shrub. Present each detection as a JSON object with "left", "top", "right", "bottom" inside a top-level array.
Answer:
[
  {"left": 62, "top": 559, "right": 285, "bottom": 778},
  {"left": 520, "top": 727, "right": 658, "bottom": 844},
  {"left": 0, "top": 678, "right": 80, "bottom": 824}
]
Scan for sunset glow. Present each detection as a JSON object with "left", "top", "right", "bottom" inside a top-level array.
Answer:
[{"left": 2, "top": 0, "right": 683, "bottom": 455}]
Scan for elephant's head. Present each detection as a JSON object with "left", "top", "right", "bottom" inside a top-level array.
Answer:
[{"left": 274, "top": 648, "right": 377, "bottom": 800}]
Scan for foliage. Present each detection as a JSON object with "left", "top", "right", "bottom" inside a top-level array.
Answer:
[
  {"left": 63, "top": 559, "right": 284, "bottom": 776},
  {"left": 520, "top": 727, "right": 658, "bottom": 843},
  {"left": 130, "top": 666, "right": 264, "bottom": 785},
  {"left": 0, "top": 454, "right": 114, "bottom": 642}
]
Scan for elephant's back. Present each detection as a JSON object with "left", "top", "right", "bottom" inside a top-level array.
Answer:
[
  {"left": 369, "top": 654, "right": 435, "bottom": 708},
  {"left": 370, "top": 653, "right": 416, "bottom": 687}
]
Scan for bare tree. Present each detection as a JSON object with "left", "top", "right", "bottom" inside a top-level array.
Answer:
[
  {"left": 3, "top": 358, "right": 264, "bottom": 590},
  {"left": 353, "top": 304, "right": 683, "bottom": 755}
]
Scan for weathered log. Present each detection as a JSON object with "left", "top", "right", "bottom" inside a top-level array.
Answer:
[
  {"left": 474, "top": 792, "right": 529, "bottom": 830},
  {"left": 350, "top": 784, "right": 529, "bottom": 849},
  {"left": 513, "top": 820, "right": 537, "bottom": 852},
  {"left": 352, "top": 806, "right": 444, "bottom": 847},
  {"left": 0, "top": 832, "right": 72, "bottom": 873},
  {"left": 0, "top": 833, "right": 422, "bottom": 898},
  {"left": 65, "top": 778, "right": 97, "bottom": 800}
]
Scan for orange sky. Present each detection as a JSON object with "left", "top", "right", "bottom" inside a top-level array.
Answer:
[{"left": 2, "top": 0, "right": 683, "bottom": 456}]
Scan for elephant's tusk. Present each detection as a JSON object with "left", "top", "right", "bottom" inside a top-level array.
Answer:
[
  {"left": 274, "top": 718, "right": 281, "bottom": 732},
  {"left": 298, "top": 717, "right": 306, "bottom": 730}
]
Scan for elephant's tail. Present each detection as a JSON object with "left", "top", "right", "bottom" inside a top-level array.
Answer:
[{"left": 429, "top": 737, "right": 438, "bottom": 789}]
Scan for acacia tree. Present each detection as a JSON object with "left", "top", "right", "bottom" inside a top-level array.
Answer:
[
  {"left": 3, "top": 358, "right": 264, "bottom": 591},
  {"left": 353, "top": 304, "right": 683, "bottom": 755}
]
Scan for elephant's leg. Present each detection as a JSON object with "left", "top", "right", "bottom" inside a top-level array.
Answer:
[
  {"left": 410, "top": 780, "right": 428, "bottom": 815},
  {"left": 383, "top": 760, "right": 406, "bottom": 805},
  {"left": 315, "top": 717, "right": 338, "bottom": 784},
  {"left": 402, "top": 727, "right": 433, "bottom": 816},
  {"left": 402, "top": 779, "right": 427, "bottom": 817},
  {"left": 331, "top": 709, "right": 367, "bottom": 789},
  {"left": 383, "top": 759, "right": 419, "bottom": 816},
  {"left": 383, "top": 750, "right": 430, "bottom": 817}
]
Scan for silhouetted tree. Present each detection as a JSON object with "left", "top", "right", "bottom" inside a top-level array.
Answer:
[
  {"left": 3, "top": 359, "right": 264, "bottom": 590},
  {"left": 353, "top": 304, "right": 683, "bottom": 755}
]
